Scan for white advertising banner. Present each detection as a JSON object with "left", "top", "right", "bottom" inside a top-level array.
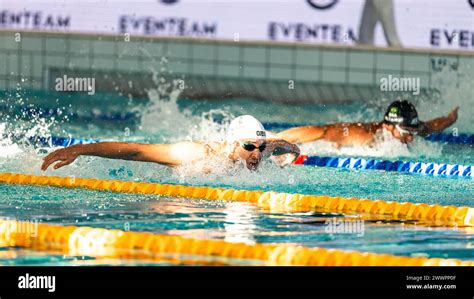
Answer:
[{"left": 0, "top": 0, "right": 473, "bottom": 50}]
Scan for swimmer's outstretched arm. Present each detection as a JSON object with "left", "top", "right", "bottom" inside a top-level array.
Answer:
[
  {"left": 416, "top": 107, "right": 459, "bottom": 136},
  {"left": 41, "top": 141, "right": 209, "bottom": 170},
  {"left": 276, "top": 125, "right": 328, "bottom": 143}
]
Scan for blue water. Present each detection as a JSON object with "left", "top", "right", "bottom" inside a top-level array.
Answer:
[
  {"left": 0, "top": 88, "right": 473, "bottom": 265},
  {"left": 1, "top": 185, "right": 473, "bottom": 265}
]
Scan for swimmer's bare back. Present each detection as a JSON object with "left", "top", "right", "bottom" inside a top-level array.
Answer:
[{"left": 277, "top": 123, "right": 380, "bottom": 147}]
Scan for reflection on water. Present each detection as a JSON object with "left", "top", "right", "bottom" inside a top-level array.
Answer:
[
  {"left": 223, "top": 202, "right": 258, "bottom": 245},
  {"left": 1, "top": 185, "right": 473, "bottom": 264}
]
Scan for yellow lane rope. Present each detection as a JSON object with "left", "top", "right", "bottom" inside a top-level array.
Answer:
[
  {"left": 1, "top": 219, "right": 472, "bottom": 266},
  {"left": 0, "top": 172, "right": 473, "bottom": 227}
]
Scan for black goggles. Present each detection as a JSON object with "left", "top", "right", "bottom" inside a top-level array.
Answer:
[{"left": 240, "top": 142, "right": 267, "bottom": 152}]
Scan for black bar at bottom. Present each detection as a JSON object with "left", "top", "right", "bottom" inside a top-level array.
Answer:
[{"left": 0, "top": 266, "right": 471, "bottom": 298}]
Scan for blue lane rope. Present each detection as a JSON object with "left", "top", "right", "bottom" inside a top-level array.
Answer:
[
  {"left": 296, "top": 155, "right": 473, "bottom": 179},
  {"left": 263, "top": 122, "right": 306, "bottom": 130},
  {"left": 25, "top": 135, "right": 98, "bottom": 147},
  {"left": 1, "top": 105, "right": 137, "bottom": 121},
  {"left": 262, "top": 122, "right": 474, "bottom": 145},
  {"left": 423, "top": 132, "right": 474, "bottom": 144}
]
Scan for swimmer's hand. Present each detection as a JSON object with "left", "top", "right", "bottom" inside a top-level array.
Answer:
[
  {"left": 270, "top": 153, "right": 299, "bottom": 167},
  {"left": 448, "top": 106, "right": 459, "bottom": 122},
  {"left": 265, "top": 139, "right": 300, "bottom": 167},
  {"left": 41, "top": 146, "right": 80, "bottom": 170},
  {"left": 416, "top": 106, "right": 459, "bottom": 136}
]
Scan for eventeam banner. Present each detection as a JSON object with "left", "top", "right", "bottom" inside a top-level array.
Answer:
[{"left": 0, "top": 0, "right": 473, "bottom": 50}]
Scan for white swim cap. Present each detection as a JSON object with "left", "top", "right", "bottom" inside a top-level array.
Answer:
[{"left": 226, "top": 115, "right": 266, "bottom": 144}]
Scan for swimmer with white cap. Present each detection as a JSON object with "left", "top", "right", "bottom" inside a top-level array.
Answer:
[{"left": 41, "top": 115, "right": 300, "bottom": 172}]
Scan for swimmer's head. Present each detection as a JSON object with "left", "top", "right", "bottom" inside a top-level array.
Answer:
[
  {"left": 383, "top": 100, "right": 419, "bottom": 128},
  {"left": 226, "top": 115, "right": 267, "bottom": 171},
  {"left": 383, "top": 100, "right": 419, "bottom": 143}
]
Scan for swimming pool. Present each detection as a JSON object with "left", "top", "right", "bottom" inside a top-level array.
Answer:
[{"left": 1, "top": 88, "right": 473, "bottom": 265}]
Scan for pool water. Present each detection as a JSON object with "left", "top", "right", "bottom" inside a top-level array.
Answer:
[{"left": 0, "top": 82, "right": 473, "bottom": 265}]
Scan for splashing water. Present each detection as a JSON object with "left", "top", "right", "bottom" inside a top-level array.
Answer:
[
  {"left": 299, "top": 128, "right": 443, "bottom": 159},
  {"left": 186, "top": 109, "right": 235, "bottom": 142},
  {"left": 140, "top": 81, "right": 189, "bottom": 139},
  {"left": 0, "top": 89, "right": 66, "bottom": 159},
  {"left": 0, "top": 123, "right": 22, "bottom": 158},
  {"left": 417, "top": 65, "right": 473, "bottom": 133},
  {"left": 138, "top": 57, "right": 198, "bottom": 142},
  {"left": 139, "top": 60, "right": 234, "bottom": 143}
]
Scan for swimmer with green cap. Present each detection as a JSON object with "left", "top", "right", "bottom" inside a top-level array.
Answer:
[
  {"left": 277, "top": 100, "right": 458, "bottom": 147},
  {"left": 41, "top": 115, "right": 300, "bottom": 172}
]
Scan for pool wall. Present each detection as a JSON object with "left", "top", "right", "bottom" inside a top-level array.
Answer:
[{"left": 0, "top": 29, "right": 473, "bottom": 103}]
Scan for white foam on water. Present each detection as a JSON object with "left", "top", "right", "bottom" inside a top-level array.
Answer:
[
  {"left": 186, "top": 109, "right": 234, "bottom": 142},
  {"left": 0, "top": 88, "right": 68, "bottom": 172},
  {"left": 299, "top": 128, "right": 443, "bottom": 159},
  {"left": 0, "top": 123, "right": 23, "bottom": 158}
]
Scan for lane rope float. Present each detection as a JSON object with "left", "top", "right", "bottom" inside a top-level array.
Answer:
[
  {"left": 1, "top": 219, "right": 472, "bottom": 266},
  {"left": 294, "top": 155, "right": 474, "bottom": 179},
  {"left": 0, "top": 172, "right": 472, "bottom": 227}
]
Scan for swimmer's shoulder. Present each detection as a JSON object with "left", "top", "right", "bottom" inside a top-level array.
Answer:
[{"left": 365, "top": 122, "right": 383, "bottom": 133}]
